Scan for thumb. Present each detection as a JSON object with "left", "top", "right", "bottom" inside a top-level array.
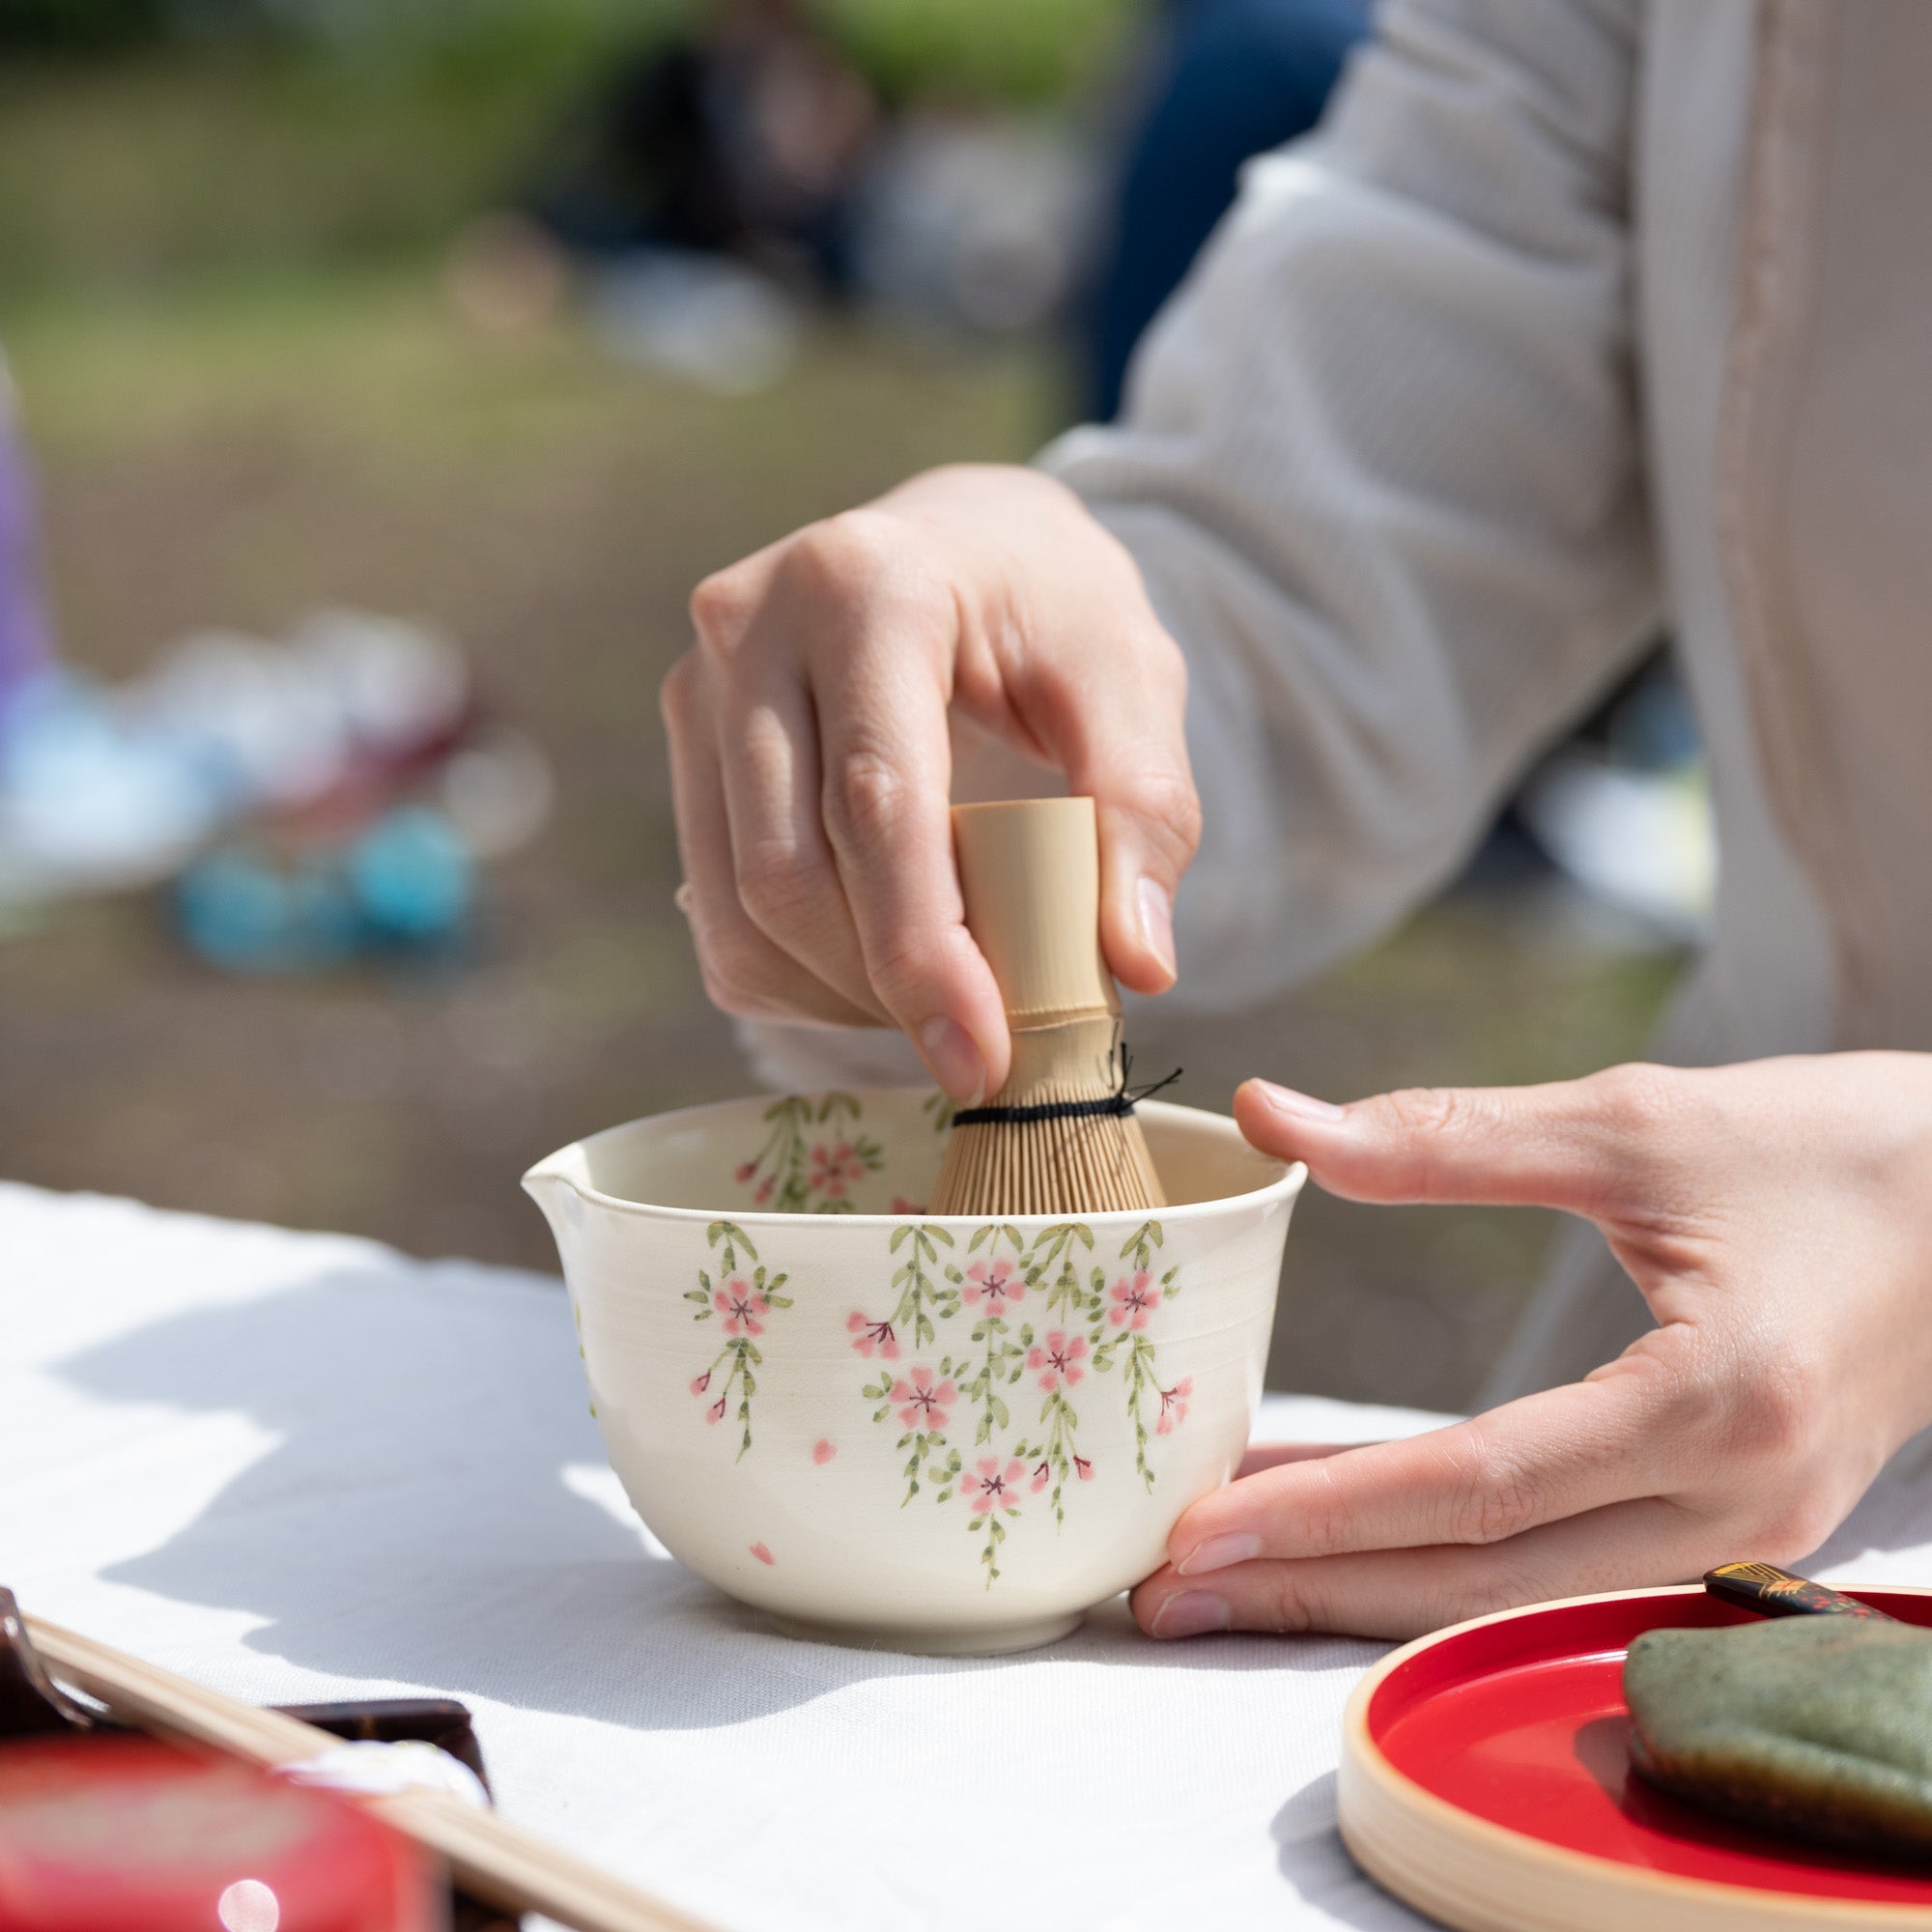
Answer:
[
  {"left": 1016, "top": 632, "right": 1200, "bottom": 999},
  {"left": 1233, "top": 1067, "right": 1675, "bottom": 1219}
]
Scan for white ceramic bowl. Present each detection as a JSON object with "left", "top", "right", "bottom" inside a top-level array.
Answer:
[{"left": 526, "top": 1088, "right": 1304, "bottom": 1654}]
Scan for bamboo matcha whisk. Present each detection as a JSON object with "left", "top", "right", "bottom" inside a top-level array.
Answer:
[{"left": 927, "top": 797, "right": 1168, "bottom": 1216}]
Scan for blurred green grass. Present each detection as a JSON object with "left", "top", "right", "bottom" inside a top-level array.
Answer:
[
  {"left": 0, "top": 47, "right": 603, "bottom": 287},
  {"left": 0, "top": 0, "right": 1136, "bottom": 292},
  {"left": 0, "top": 21, "right": 1684, "bottom": 1409}
]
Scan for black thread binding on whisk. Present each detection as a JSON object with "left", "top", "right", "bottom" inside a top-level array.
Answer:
[{"left": 951, "top": 1046, "right": 1182, "bottom": 1128}]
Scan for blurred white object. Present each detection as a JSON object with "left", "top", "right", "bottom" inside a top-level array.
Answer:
[
  {"left": 1520, "top": 753, "right": 1716, "bottom": 943},
  {"left": 439, "top": 726, "right": 554, "bottom": 860},
  {"left": 589, "top": 251, "right": 800, "bottom": 394},
  {"left": 278, "top": 1739, "right": 490, "bottom": 1809},
  {"left": 136, "top": 612, "right": 469, "bottom": 810},
  {"left": 135, "top": 629, "right": 346, "bottom": 808},
  {"left": 0, "top": 673, "right": 214, "bottom": 897},
  {"left": 291, "top": 610, "right": 469, "bottom": 757},
  {"left": 853, "top": 113, "right": 1098, "bottom": 332}
]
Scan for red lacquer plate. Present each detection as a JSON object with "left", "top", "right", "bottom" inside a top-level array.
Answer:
[{"left": 1338, "top": 1584, "right": 1932, "bottom": 1932}]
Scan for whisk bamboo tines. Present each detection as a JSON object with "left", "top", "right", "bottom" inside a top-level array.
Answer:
[{"left": 927, "top": 798, "right": 1166, "bottom": 1217}]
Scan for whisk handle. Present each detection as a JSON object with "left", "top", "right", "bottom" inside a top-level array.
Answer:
[{"left": 952, "top": 798, "right": 1116, "bottom": 1028}]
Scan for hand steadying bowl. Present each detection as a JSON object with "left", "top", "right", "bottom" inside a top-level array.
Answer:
[{"left": 526, "top": 1088, "right": 1303, "bottom": 1654}]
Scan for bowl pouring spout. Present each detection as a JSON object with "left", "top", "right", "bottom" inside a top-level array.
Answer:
[{"left": 520, "top": 1151, "right": 587, "bottom": 1258}]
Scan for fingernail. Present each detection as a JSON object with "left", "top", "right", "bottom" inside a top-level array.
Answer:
[
  {"left": 921, "top": 1017, "right": 987, "bottom": 1106},
  {"left": 1179, "top": 1531, "right": 1261, "bottom": 1577},
  {"left": 1252, "top": 1080, "right": 1347, "bottom": 1124},
  {"left": 1136, "top": 876, "right": 1176, "bottom": 980},
  {"left": 1151, "top": 1591, "right": 1231, "bottom": 1639}
]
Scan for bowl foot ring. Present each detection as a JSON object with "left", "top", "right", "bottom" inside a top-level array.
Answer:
[{"left": 761, "top": 1610, "right": 1083, "bottom": 1656}]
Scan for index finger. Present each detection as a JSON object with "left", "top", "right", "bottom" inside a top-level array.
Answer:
[
  {"left": 796, "top": 534, "right": 1010, "bottom": 1101},
  {"left": 1170, "top": 1356, "right": 1682, "bottom": 1574},
  {"left": 1133, "top": 1492, "right": 1712, "bottom": 1642}
]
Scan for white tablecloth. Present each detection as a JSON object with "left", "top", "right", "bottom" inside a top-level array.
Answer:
[{"left": 8, "top": 1182, "right": 1932, "bottom": 1932}]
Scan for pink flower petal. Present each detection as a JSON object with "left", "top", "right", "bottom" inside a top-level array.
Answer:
[
  {"left": 813, "top": 1439, "right": 837, "bottom": 1464},
  {"left": 750, "top": 1542, "right": 776, "bottom": 1566}
]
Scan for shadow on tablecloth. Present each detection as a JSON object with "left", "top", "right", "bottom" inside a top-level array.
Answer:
[{"left": 52, "top": 1264, "right": 1378, "bottom": 1731}]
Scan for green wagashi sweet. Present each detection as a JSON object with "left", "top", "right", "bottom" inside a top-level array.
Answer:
[{"left": 1624, "top": 1617, "right": 1932, "bottom": 1856}]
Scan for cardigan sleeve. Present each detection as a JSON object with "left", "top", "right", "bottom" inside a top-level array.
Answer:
[{"left": 1039, "top": 0, "right": 1660, "bottom": 1009}]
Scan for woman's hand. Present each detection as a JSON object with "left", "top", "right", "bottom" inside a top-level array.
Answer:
[
  {"left": 1134, "top": 1053, "right": 1932, "bottom": 1642},
  {"left": 661, "top": 464, "right": 1199, "bottom": 1100}
]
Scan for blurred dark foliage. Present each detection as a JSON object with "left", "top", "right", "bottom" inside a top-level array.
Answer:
[
  {"left": 0, "top": 0, "right": 179, "bottom": 51},
  {"left": 0, "top": 0, "right": 328, "bottom": 52}
]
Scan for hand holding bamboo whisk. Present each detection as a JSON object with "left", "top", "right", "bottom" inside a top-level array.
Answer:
[{"left": 927, "top": 798, "right": 1170, "bottom": 1216}]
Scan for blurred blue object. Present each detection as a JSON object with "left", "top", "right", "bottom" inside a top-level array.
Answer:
[
  {"left": 176, "top": 805, "right": 473, "bottom": 974},
  {"left": 1607, "top": 666, "right": 1704, "bottom": 771},
  {"left": 176, "top": 849, "right": 360, "bottom": 974},
  {"left": 0, "top": 671, "right": 217, "bottom": 900},
  {"left": 348, "top": 805, "right": 473, "bottom": 942}
]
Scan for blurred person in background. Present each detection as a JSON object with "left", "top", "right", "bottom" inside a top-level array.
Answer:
[
  {"left": 661, "top": 2, "right": 1932, "bottom": 1640},
  {"left": 518, "top": 0, "right": 878, "bottom": 294},
  {"left": 1083, "top": 0, "right": 1371, "bottom": 419}
]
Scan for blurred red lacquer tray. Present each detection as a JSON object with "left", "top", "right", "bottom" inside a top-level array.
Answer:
[
  {"left": 0, "top": 1735, "right": 437, "bottom": 1932},
  {"left": 1338, "top": 1584, "right": 1932, "bottom": 1932}
]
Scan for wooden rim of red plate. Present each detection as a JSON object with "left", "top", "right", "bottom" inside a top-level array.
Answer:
[{"left": 1338, "top": 1583, "right": 1932, "bottom": 1932}]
